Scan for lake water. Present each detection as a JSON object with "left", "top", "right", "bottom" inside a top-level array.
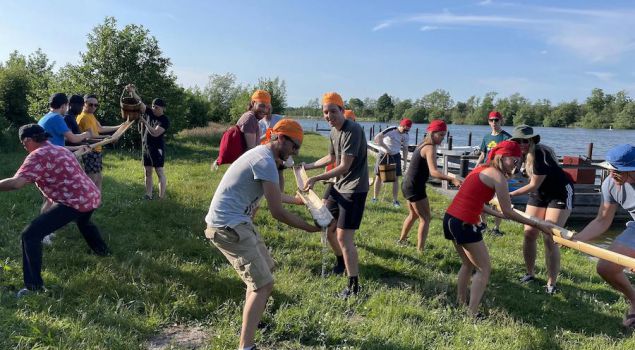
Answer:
[{"left": 298, "top": 119, "right": 635, "bottom": 160}]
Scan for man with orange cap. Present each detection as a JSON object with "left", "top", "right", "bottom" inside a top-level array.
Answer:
[
  {"left": 239, "top": 89, "right": 272, "bottom": 150},
  {"left": 304, "top": 92, "right": 369, "bottom": 298},
  {"left": 372, "top": 118, "right": 411, "bottom": 207},
  {"left": 205, "top": 119, "right": 320, "bottom": 350}
]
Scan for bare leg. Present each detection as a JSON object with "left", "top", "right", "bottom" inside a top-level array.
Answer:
[
  {"left": 144, "top": 166, "right": 154, "bottom": 198},
  {"left": 155, "top": 167, "right": 167, "bottom": 199},
  {"left": 542, "top": 207, "right": 570, "bottom": 286},
  {"left": 373, "top": 176, "right": 382, "bottom": 200},
  {"left": 392, "top": 178, "right": 399, "bottom": 203},
  {"left": 411, "top": 198, "right": 431, "bottom": 252},
  {"left": 452, "top": 242, "right": 474, "bottom": 307},
  {"left": 522, "top": 205, "right": 546, "bottom": 277},
  {"left": 326, "top": 221, "right": 342, "bottom": 256},
  {"left": 399, "top": 201, "right": 417, "bottom": 241},
  {"left": 239, "top": 282, "right": 274, "bottom": 349},
  {"left": 461, "top": 240, "right": 492, "bottom": 316},
  {"left": 597, "top": 243, "right": 635, "bottom": 326},
  {"left": 87, "top": 172, "right": 103, "bottom": 193},
  {"left": 337, "top": 228, "right": 358, "bottom": 277}
]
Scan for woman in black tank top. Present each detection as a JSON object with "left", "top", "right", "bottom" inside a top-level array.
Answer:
[{"left": 398, "top": 120, "right": 463, "bottom": 252}]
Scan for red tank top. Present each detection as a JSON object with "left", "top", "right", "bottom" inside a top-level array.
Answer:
[{"left": 446, "top": 166, "right": 496, "bottom": 224}]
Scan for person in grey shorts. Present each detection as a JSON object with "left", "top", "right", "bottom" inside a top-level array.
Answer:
[
  {"left": 575, "top": 144, "right": 635, "bottom": 329},
  {"left": 204, "top": 119, "right": 319, "bottom": 350}
]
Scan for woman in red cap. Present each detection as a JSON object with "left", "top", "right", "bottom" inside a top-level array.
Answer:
[
  {"left": 443, "top": 140, "right": 551, "bottom": 317},
  {"left": 399, "top": 120, "right": 462, "bottom": 252}
]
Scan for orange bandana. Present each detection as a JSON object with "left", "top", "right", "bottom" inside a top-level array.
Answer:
[
  {"left": 251, "top": 89, "right": 271, "bottom": 104},
  {"left": 322, "top": 92, "right": 344, "bottom": 108},
  {"left": 273, "top": 119, "right": 303, "bottom": 144}
]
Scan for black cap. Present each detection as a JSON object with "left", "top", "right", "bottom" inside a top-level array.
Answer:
[
  {"left": 49, "top": 93, "right": 69, "bottom": 108},
  {"left": 69, "top": 94, "right": 84, "bottom": 105},
  {"left": 152, "top": 98, "right": 166, "bottom": 107},
  {"left": 18, "top": 124, "right": 48, "bottom": 140}
]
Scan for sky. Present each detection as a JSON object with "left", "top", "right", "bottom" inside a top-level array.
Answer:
[{"left": 1, "top": 0, "right": 635, "bottom": 106}]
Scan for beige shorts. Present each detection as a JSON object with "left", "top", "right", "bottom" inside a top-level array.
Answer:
[{"left": 205, "top": 222, "right": 275, "bottom": 291}]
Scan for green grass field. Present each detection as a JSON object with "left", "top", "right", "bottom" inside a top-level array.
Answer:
[{"left": 1, "top": 130, "right": 634, "bottom": 349}]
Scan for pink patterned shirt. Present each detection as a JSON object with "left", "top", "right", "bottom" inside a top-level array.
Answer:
[{"left": 16, "top": 142, "right": 101, "bottom": 212}]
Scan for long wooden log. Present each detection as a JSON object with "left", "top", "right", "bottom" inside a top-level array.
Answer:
[
  {"left": 293, "top": 165, "right": 333, "bottom": 228},
  {"left": 489, "top": 198, "right": 635, "bottom": 270},
  {"left": 74, "top": 120, "right": 135, "bottom": 157}
]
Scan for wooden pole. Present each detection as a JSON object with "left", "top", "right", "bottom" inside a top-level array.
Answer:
[
  {"left": 315, "top": 122, "right": 318, "bottom": 132},
  {"left": 468, "top": 132, "right": 472, "bottom": 146},
  {"left": 415, "top": 128, "right": 419, "bottom": 144},
  {"left": 448, "top": 135, "right": 453, "bottom": 150},
  {"left": 587, "top": 143, "right": 594, "bottom": 160}
]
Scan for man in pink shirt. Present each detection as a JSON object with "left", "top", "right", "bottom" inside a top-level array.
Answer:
[{"left": 0, "top": 124, "right": 111, "bottom": 297}]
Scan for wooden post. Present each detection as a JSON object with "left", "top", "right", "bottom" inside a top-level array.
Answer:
[
  {"left": 415, "top": 128, "right": 419, "bottom": 144},
  {"left": 460, "top": 156, "right": 470, "bottom": 178},
  {"left": 315, "top": 123, "right": 318, "bottom": 132},
  {"left": 442, "top": 154, "right": 449, "bottom": 190},
  {"left": 587, "top": 143, "right": 594, "bottom": 160},
  {"left": 468, "top": 132, "right": 472, "bottom": 146},
  {"left": 379, "top": 126, "right": 382, "bottom": 133},
  {"left": 448, "top": 136, "right": 453, "bottom": 150}
]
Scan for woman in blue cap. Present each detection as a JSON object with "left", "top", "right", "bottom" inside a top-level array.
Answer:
[{"left": 575, "top": 144, "right": 635, "bottom": 329}]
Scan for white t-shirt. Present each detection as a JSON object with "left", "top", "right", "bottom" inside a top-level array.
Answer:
[
  {"left": 377, "top": 126, "right": 408, "bottom": 155},
  {"left": 205, "top": 145, "right": 279, "bottom": 227},
  {"left": 259, "top": 114, "right": 283, "bottom": 141}
]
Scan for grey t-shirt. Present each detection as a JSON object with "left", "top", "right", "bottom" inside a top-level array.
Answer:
[
  {"left": 601, "top": 176, "right": 635, "bottom": 221},
  {"left": 205, "top": 145, "right": 279, "bottom": 227},
  {"left": 329, "top": 119, "right": 369, "bottom": 193}
]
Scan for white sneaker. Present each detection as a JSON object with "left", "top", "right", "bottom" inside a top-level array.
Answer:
[{"left": 42, "top": 233, "right": 56, "bottom": 246}]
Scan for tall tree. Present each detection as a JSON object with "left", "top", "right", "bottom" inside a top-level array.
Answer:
[
  {"left": 376, "top": 93, "right": 394, "bottom": 122},
  {"left": 255, "top": 77, "right": 287, "bottom": 115}
]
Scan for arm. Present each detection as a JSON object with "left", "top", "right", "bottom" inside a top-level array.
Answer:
[
  {"left": 98, "top": 122, "right": 122, "bottom": 134},
  {"left": 374, "top": 133, "right": 388, "bottom": 153},
  {"left": 263, "top": 181, "right": 320, "bottom": 232},
  {"left": 475, "top": 152, "right": 485, "bottom": 166},
  {"left": 510, "top": 174, "right": 546, "bottom": 197},
  {"left": 243, "top": 132, "right": 257, "bottom": 149},
  {"left": 64, "top": 130, "right": 90, "bottom": 144},
  {"left": 304, "top": 154, "right": 355, "bottom": 190},
  {"left": 424, "top": 146, "right": 462, "bottom": 186},
  {"left": 0, "top": 176, "right": 28, "bottom": 191},
  {"left": 574, "top": 202, "right": 618, "bottom": 242},
  {"left": 304, "top": 154, "right": 335, "bottom": 170},
  {"left": 140, "top": 117, "right": 166, "bottom": 137}
]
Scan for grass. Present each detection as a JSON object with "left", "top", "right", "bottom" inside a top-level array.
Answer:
[{"left": 0, "top": 128, "right": 634, "bottom": 349}]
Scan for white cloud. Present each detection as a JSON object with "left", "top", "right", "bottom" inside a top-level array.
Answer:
[
  {"left": 585, "top": 71, "right": 615, "bottom": 81},
  {"left": 478, "top": 0, "right": 493, "bottom": 5},
  {"left": 420, "top": 25, "right": 439, "bottom": 32},
  {"left": 372, "top": 22, "right": 391, "bottom": 31}
]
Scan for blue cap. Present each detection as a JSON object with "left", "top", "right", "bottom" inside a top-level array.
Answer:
[{"left": 599, "top": 144, "right": 635, "bottom": 171}]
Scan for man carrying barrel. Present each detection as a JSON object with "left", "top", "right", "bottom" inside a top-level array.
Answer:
[{"left": 371, "top": 118, "right": 411, "bottom": 208}]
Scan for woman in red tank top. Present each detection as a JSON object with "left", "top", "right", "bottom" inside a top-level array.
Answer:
[{"left": 443, "top": 140, "right": 551, "bottom": 317}]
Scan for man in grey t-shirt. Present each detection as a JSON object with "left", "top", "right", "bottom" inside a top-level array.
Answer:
[
  {"left": 205, "top": 120, "right": 319, "bottom": 350},
  {"left": 304, "top": 92, "right": 368, "bottom": 298},
  {"left": 575, "top": 144, "right": 635, "bottom": 328}
]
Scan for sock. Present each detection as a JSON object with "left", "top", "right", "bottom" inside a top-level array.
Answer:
[
  {"left": 336, "top": 255, "right": 345, "bottom": 268},
  {"left": 348, "top": 276, "right": 359, "bottom": 293}
]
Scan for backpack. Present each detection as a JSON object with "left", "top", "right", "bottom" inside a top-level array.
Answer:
[{"left": 216, "top": 125, "right": 246, "bottom": 165}]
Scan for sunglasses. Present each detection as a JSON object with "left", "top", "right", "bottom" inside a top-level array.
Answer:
[
  {"left": 287, "top": 137, "right": 300, "bottom": 150},
  {"left": 86, "top": 103, "right": 99, "bottom": 107},
  {"left": 515, "top": 139, "right": 530, "bottom": 144},
  {"left": 489, "top": 118, "right": 500, "bottom": 122}
]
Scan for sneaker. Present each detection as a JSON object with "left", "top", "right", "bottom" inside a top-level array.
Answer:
[
  {"left": 16, "top": 286, "right": 47, "bottom": 298},
  {"left": 546, "top": 284, "right": 558, "bottom": 295},
  {"left": 519, "top": 274, "right": 535, "bottom": 283},
  {"left": 371, "top": 198, "right": 378, "bottom": 204},
  {"left": 396, "top": 239, "right": 409, "bottom": 247},
  {"left": 143, "top": 194, "right": 153, "bottom": 200},
  {"left": 42, "top": 233, "right": 56, "bottom": 246},
  {"left": 477, "top": 222, "right": 487, "bottom": 231},
  {"left": 393, "top": 200, "right": 401, "bottom": 208},
  {"left": 339, "top": 286, "right": 360, "bottom": 299},
  {"left": 490, "top": 228, "right": 504, "bottom": 237}
]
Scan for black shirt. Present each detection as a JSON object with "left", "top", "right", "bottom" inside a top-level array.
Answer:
[
  {"left": 63, "top": 111, "right": 82, "bottom": 146},
  {"left": 532, "top": 146, "right": 572, "bottom": 196},
  {"left": 142, "top": 106, "right": 170, "bottom": 150}
]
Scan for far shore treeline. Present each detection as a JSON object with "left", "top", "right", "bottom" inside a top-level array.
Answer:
[{"left": 1, "top": 17, "right": 634, "bottom": 150}]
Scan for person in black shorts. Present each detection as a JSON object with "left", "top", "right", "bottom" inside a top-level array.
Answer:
[
  {"left": 126, "top": 84, "right": 170, "bottom": 200},
  {"left": 399, "top": 120, "right": 462, "bottom": 252},
  {"left": 304, "top": 92, "right": 368, "bottom": 299},
  {"left": 509, "top": 125, "right": 574, "bottom": 294}
]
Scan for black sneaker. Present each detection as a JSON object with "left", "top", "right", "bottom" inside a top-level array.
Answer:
[
  {"left": 490, "top": 228, "right": 504, "bottom": 236},
  {"left": 339, "top": 286, "right": 360, "bottom": 299},
  {"left": 519, "top": 274, "right": 535, "bottom": 283},
  {"left": 546, "top": 284, "right": 558, "bottom": 295},
  {"left": 16, "top": 286, "right": 47, "bottom": 298}
]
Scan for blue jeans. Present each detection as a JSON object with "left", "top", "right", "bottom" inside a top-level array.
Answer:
[{"left": 21, "top": 203, "right": 109, "bottom": 290}]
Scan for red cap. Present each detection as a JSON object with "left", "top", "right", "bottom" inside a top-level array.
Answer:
[
  {"left": 426, "top": 119, "right": 447, "bottom": 132},
  {"left": 486, "top": 140, "right": 522, "bottom": 163},
  {"left": 488, "top": 111, "right": 502, "bottom": 120},
  {"left": 400, "top": 119, "right": 413, "bottom": 128}
]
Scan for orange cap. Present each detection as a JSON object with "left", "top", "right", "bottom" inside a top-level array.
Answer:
[
  {"left": 343, "top": 109, "right": 356, "bottom": 121},
  {"left": 251, "top": 89, "right": 271, "bottom": 104},
  {"left": 273, "top": 119, "right": 303, "bottom": 144},
  {"left": 322, "top": 92, "right": 344, "bottom": 108}
]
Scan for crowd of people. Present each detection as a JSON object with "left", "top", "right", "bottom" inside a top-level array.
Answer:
[{"left": 2, "top": 88, "right": 635, "bottom": 350}]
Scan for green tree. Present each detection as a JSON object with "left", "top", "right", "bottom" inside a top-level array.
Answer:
[
  {"left": 376, "top": 93, "right": 394, "bottom": 122},
  {"left": 228, "top": 88, "right": 251, "bottom": 123},
  {"left": 348, "top": 98, "right": 365, "bottom": 118},
  {"left": 255, "top": 77, "right": 286, "bottom": 115},
  {"left": 25, "top": 49, "right": 55, "bottom": 118},
  {"left": 404, "top": 106, "right": 428, "bottom": 123},
  {"left": 613, "top": 101, "right": 635, "bottom": 129},
  {"left": 204, "top": 73, "right": 244, "bottom": 122},
  {"left": 181, "top": 87, "right": 211, "bottom": 128},
  {"left": 393, "top": 99, "right": 413, "bottom": 120},
  {"left": 420, "top": 89, "right": 453, "bottom": 120},
  {"left": 0, "top": 54, "right": 32, "bottom": 126},
  {"left": 544, "top": 101, "right": 580, "bottom": 127}
]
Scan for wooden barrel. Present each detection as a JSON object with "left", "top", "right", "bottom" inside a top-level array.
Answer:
[
  {"left": 120, "top": 89, "right": 143, "bottom": 121},
  {"left": 379, "top": 163, "right": 396, "bottom": 183}
]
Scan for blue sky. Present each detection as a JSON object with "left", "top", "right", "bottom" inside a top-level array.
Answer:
[{"left": 1, "top": 0, "right": 634, "bottom": 106}]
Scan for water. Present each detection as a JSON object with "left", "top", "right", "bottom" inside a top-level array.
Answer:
[{"left": 298, "top": 119, "right": 635, "bottom": 160}]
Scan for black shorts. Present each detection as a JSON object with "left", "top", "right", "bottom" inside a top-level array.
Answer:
[
  {"left": 322, "top": 182, "right": 334, "bottom": 200},
  {"left": 527, "top": 183, "right": 574, "bottom": 210},
  {"left": 402, "top": 182, "right": 427, "bottom": 202},
  {"left": 443, "top": 213, "right": 484, "bottom": 245},
  {"left": 82, "top": 152, "right": 103, "bottom": 174},
  {"left": 325, "top": 187, "right": 367, "bottom": 230},
  {"left": 143, "top": 146, "right": 165, "bottom": 168},
  {"left": 374, "top": 153, "right": 402, "bottom": 177}
]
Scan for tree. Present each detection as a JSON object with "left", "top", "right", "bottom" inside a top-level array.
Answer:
[
  {"left": 255, "top": 77, "right": 286, "bottom": 115},
  {"left": 404, "top": 106, "right": 428, "bottom": 123},
  {"left": 393, "top": 99, "right": 413, "bottom": 120},
  {"left": 204, "top": 73, "right": 243, "bottom": 122},
  {"left": 228, "top": 87, "right": 251, "bottom": 123},
  {"left": 348, "top": 97, "right": 365, "bottom": 118},
  {"left": 376, "top": 93, "right": 394, "bottom": 122},
  {"left": 465, "top": 92, "right": 496, "bottom": 125},
  {"left": 581, "top": 88, "right": 611, "bottom": 128},
  {"left": 25, "top": 49, "right": 55, "bottom": 118},
  {"left": 0, "top": 53, "right": 32, "bottom": 126},
  {"left": 544, "top": 101, "right": 580, "bottom": 127},
  {"left": 613, "top": 101, "right": 635, "bottom": 129},
  {"left": 420, "top": 89, "right": 453, "bottom": 120}
]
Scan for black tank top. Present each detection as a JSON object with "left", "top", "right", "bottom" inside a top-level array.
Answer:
[{"left": 402, "top": 144, "right": 431, "bottom": 193}]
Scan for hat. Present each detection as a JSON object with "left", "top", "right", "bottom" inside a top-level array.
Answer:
[
  {"left": 598, "top": 144, "right": 635, "bottom": 171},
  {"left": 69, "top": 94, "right": 84, "bottom": 105},
  {"left": 400, "top": 118, "right": 413, "bottom": 128},
  {"left": 152, "top": 98, "right": 166, "bottom": 107},
  {"left": 426, "top": 119, "right": 447, "bottom": 132},
  {"left": 488, "top": 111, "right": 502, "bottom": 120},
  {"left": 251, "top": 90, "right": 271, "bottom": 104},
  {"left": 487, "top": 140, "right": 522, "bottom": 163},
  {"left": 343, "top": 109, "right": 356, "bottom": 121},
  {"left": 322, "top": 92, "right": 344, "bottom": 108},
  {"left": 18, "top": 124, "right": 48, "bottom": 140},
  {"left": 273, "top": 119, "right": 304, "bottom": 144},
  {"left": 511, "top": 125, "right": 540, "bottom": 144},
  {"left": 49, "top": 93, "right": 68, "bottom": 108}
]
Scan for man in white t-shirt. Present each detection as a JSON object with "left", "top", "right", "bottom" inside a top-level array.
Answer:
[
  {"left": 372, "top": 118, "right": 411, "bottom": 207},
  {"left": 204, "top": 119, "right": 319, "bottom": 350}
]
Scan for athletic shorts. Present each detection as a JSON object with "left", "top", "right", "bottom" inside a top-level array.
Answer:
[
  {"left": 143, "top": 146, "right": 165, "bottom": 168},
  {"left": 374, "top": 153, "right": 402, "bottom": 177},
  {"left": 322, "top": 182, "right": 334, "bottom": 200},
  {"left": 205, "top": 222, "right": 275, "bottom": 291},
  {"left": 443, "top": 213, "right": 484, "bottom": 245},
  {"left": 81, "top": 151, "right": 103, "bottom": 174},
  {"left": 325, "top": 187, "right": 367, "bottom": 230},
  {"left": 614, "top": 221, "right": 635, "bottom": 250},
  {"left": 527, "top": 183, "right": 574, "bottom": 210},
  {"left": 402, "top": 182, "right": 427, "bottom": 202}
]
